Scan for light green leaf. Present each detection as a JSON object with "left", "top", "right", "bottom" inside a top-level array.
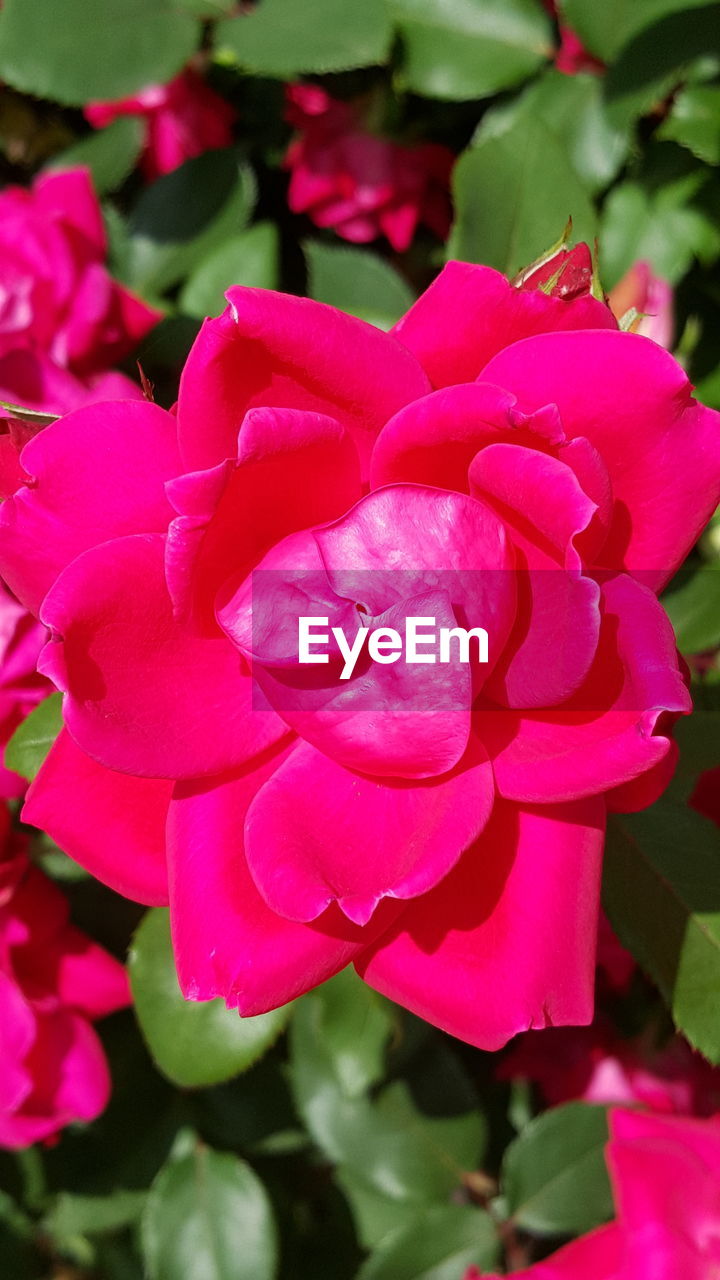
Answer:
[
  {"left": 46, "top": 118, "right": 144, "bottom": 195},
  {"left": 126, "top": 150, "right": 256, "bottom": 296},
  {"left": 0, "top": 0, "right": 200, "bottom": 107},
  {"left": 600, "top": 174, "right": 720, "bottom": 287},
  {"left": 215, "top": 0, "right": 392, "bottom": 76},
  {"left": 389, "top": 0, "right": 552, "bottom": 101},
  {"left": 355, "top": 1203, "right": 500, "bottom": 1280},
  {"left": 180, "top": 223, "right": 279, "bottom": 319},
  {"left": 604, "top": 802, "right": 720, "bottom": 1064},
  {"left": 511, "top": 69, "right": 629, "bottom": 192},
  {"left": 129, "top": 909, "right": 291, "bottom": 1089},
  {"left": 45, "top": 1191, "right": 147, "bottom": 1242},
  {"left": 305, "top": 241, "right": 415, "bottom": 331},
  {"left": 449, "top": 112, "right": 596, "bottom": 276},
  {"left": 5, "top": 693, "right": 63, "bottom": 783},
  {"left": 562, "top": 0, "right": 720, "bottom": 62},
  {"left": 658, "top": 85, "right": 720, "bottom": 166},
  {"left": 663, "top": 566, "right": 720, "bottom": 653},
  {"left": 142, "top": 1147, "right": 278, "bottom": 1280},
  {"left": 502, "top": 1103, "right": 612, "bottom": 1236}
]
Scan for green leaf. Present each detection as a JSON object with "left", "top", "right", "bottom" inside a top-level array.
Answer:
[
  {"left": 215, "top": 0, "right": 392, "bottom": 76},
  {"left": 305, "top": 242, "right": 415, "bottom": 331},
  {"left": 602, "top": 7, "right": 720, "bottom": 127},
  {"left": 292, "top": 968, "right": 394, "bottom": 1105},
  {"left": 663, "top": 566, "right": 720, "bottom": 653},
  {"left": 0, "top": 0, "right": 201, "bottom": 107},
  {"left": 129, "top": 909, "right": 291, "bottom": 1089},
  {"left": 502, "top": 1103, "right": 612, "bottom": 1236},
  {"left": 449, "top": 112, "right": 596, "bottom": 276},
  {"left": 600, "top": 173, "right": 720, "bottom": 287},
  {"left": 5, "top": 693, "right": 62, "bottom": 783},
  {"left": 355, "top": 1203, "right": 500, "bottom": 1280},
  {"left": 291, "top": 982, "right": 484, "bottom": 1212},
  {"left": 658, "top": 85, "right": 720, "bottom": 166},
  {"left": 510, "top": 70, "right": 629, "bottom": 193},
  {"left": 45, "top": 1190, "right": 147, "bottom": 1242},
  {"left": 126, "top": 150, "right": 256, "bottom": 296},
  {"left": 142, "top": 1147, "right": 278, "bottom": 1280},
  {"left": 389, "top": 0, "right": 552, "bottom": 101},
  {"left": 562, "top": 0, "right": 720, "bottom": 61},
  {"left": 46, "top": 118, "right": 144, "bottom": 195},
  {"left": 179, "top": 223, "right": 279, "bottom": 319},
  {"left": 604, "top": 803, "right": 720, "bottom": 1064}
]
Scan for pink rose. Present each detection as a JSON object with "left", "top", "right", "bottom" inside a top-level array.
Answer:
[
  {"left": 500, "top": 1022, "right": 720, "bottom": 1116},
  {"left": 284, "top": 83, "right": 454, "bottom": 252},
  {"left": 0, "top": 580, "right": 50, "bottom": 798},
  {"left": 609, "top": 262, "right": 674, "bottom": 350},
  {"left": 0, "top": 167, "right": 159, "bottom": 413},
  {"left": 0, "top": 804, "right": 129, "bottom": 1148},
  {"left": 85, "top": 68, "right": 237, "bottom": 182},
  {"left": 478, "top": 1109, "right": 720, "bottom": 1278},
  {"left": 2, "top": 257, "right": 718, "bottom": 1049}
]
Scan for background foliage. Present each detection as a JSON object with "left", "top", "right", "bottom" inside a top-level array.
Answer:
[{"left": 1, "top": 1, "right": 720, "bottom": 1276}]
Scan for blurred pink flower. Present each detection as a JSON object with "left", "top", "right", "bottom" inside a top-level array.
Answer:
[
  {"left": 86, "top": 68, "right": 236, "bottom": 182},
  {"left": 609, "top": 262, "right": 674, "bottom": 350},
  {"left": 0, "top": 581, "right": 50, "bottom": 798},
  {"left": 284, "top": 83, "right": 454, "bottom": 251},
  {"left": 542, "top": 1, "right": 606, "bottom": 76},
  {"left": 477, "top": 1109, "right": 720, "bottom": 1278},
  {"left": 0, "top": 805, "right": 129, "bottom": 1148}
]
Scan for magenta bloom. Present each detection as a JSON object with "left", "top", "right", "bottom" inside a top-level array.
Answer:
[
  {"left": 0, "top": 581, "right": 50, "bottom": 798},
  {"left": 1, "top": 257, "right": 718, "bottom": 1049},
  {"left": 542, "top": 0, "right": 606, "bottom": 75},
  {"left": 478, "top": 1109, "right": 720, "bottom": 1278},
  {"left": 0, "top": 806, "right": 129, "bottom": 1148},
  {"left": 284, "top": 83, "right": 454, "bottom": 252},
  {"left": 501, "top": 1022, "right": 720, "bottom": 1117},
  {"left": 86, "top": 68, "right": 236, "bottom": 182},
  {"left": 0, "top": 167, "right": 159, "bottom": 414},
  {"left": 609, "top": 262, "right": 674, "bottom": 350}
]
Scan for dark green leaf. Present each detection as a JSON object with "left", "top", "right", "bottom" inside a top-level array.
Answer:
[
  {"left": 562, "top": 0, "right": 720, "bottom": 61},
  {"left": 129, "top": 909, "right": 291, "bottom": 1088},
  {"left": 502, "top": 1103, "right": 612, "bottom": 1236},
  {"left": 450, "top": 113, "right": 596, "bottom": 276},
  {"left": 142, "top": 1147, "right": 278, "bottom": 1280},
  {"left": 0, "top": 0, "right": 200, "bottom": 106},
  {"left": 604, "top": 802, "right": 720, "bottom": 1063},
  {"left": 663, "top": 566, "right": 720, "bottom": 653},
  {"left": 179, "top": 223, "right": 279, "bottom": 319},
  {"left": 355, "top": 1203, "right": 500, "bottom": 1280},
  {"left": 45, "top": 1190, "right": 147, "bottom": 1241},
  {"left": 658, "top": 85, "right": 720, "bottom": 167},
  {"left": 126, "top": 150, "right": 256, "bottom": 295},
  {"left": 602, "top": 7, "right": 720, "bottom": 127},
  {"left": 215, "top": 0, "right": 392, "bottom": 76},
  {"left": 305, "top": 241, "right": 415, "bottom": 331},
  {"left": 389, "top": 0, "right": 552, "bottom": 101},
  {"left": 600, "top": 173, "right": 720, "bottom": 287},
  {"left": 5, "top": 692, "right": 63, "bottom": 783},
  {"left": 46, "top": 118, "right": 144, "bottom": 195}
]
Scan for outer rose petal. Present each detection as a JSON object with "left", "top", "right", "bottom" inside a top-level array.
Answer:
[
  {"left": 39, "top": 535, "right": 286, "bottom": 779},
  {"left": 478, "top": 1224, "right": 622, "bottom": 1279},
  {"left": 0, "top": 400, "right": 182, "bottom": 614},
  {"left": 483, "top": 574, "right": 691, "bottom": 803},
  {"left": 168, "top": 751, "right": 398, "bottom": 1013},
  {"left": 481, "top": 329, "right": 720, "bottom": 589},
  {"left": 33, "top": 168, "right": 106, "bottom": 258},
  {"left": 176, "top": 287, "right": 430, "bottom": 473},
  {"left": 244, "top": 738, "right": 495, "bottom": 927},
  {"left": 23, "top": 729, "right": 171, "bottom": 905},
  {"left": 391, "top": 261, "right": 616, "bottom": 389},
  {"left": 357, "top": 796, "right": 605, "bottom": 1050}
]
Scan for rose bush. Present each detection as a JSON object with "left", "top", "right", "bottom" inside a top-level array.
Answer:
[
  {"left": 1, "top": 257, "right": 718, "bottom": 1049},
  {"left": 0, "top": 803, "right": 129, "bottom": 1149},
  {"left": 476, "top": 1109, "right": 720, "bottom": 1278},
  {"left": 284, "top": 83, "right": 454, "bottom": 251},
  {"left": 0, "top": 167, "right": 159, "bottom": 414}
]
